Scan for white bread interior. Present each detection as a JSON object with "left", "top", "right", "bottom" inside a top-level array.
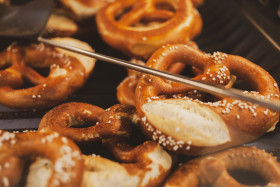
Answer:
[
  {"left": 141, "top": 99, "right": 231, "bottom": 146},
  {"left": 44, "top": 13, "right": 78, "bottom": 36},
  {"left": 25, "top": 144, "right": 172, "bottom": 187}
]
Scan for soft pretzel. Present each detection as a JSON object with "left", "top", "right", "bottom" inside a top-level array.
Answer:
[
  {"left": 34, "top": 103, "right": 172, "bottom": 187},
  {"left": 0, "top": 130, "right": 84, "bottom": 187},
  {"left": 135, "top": 44, "right": 279, "bottom": 155},
  {"left": 26, "top": 140, "right": 172, "bottom": 187},
  {"left": 117, "top": 42, "right": 196, "bottom": 106},
  {"left": 96, "top": 0, "right": 202, "bottom": 59},
  {"left": 164, "top": 146, "right": 280, "bottom": 186},
  {"left": 83, "top": 140, "right": 172, "bottom": 187},
  {"left": 0, "top": 37, "right": 95, "bottom": 110},
  {"left": 39, "top": 102, "right": 135, "bottom": 144}
]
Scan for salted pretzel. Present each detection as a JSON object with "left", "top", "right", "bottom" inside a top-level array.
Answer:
[
  {"left": 34, "top": 104, "right": 172, "bottom": 187},
  {"left": 26, "top": 140, "right": 172, "bottom": 187},
  {"left": 96, "top": 0, "right": 202, "bottom": 59},
  {"left": 117, "top": 41, "right": 198, "bottom": 106},
  {"left": 0, "top": 130, "right": 84, "bottom": 187},
  {"left": 164, "top": 146, "right": 280, "bottom": 186},
  {"left": 82, "top": 139, "right": 172, "bottom": 187},
  {"left": 39, "top": 102, "right": 136, "bottom": 144},
  {"left": 0, "top": 37, "right": 95, "bottom": 110},
  {"left": 135, "top": 44, "right": 279, "bottom": 155}
]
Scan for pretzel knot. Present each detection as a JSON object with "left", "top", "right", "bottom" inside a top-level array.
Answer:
[
  {"left": 0, "top": 38, "right": 95, "bottom": 110},
  {"left": 164, "top": 147, "right": 280, "bottom": 186},
  {"left": 0, "top": 130, "right": 84, "bottom": 187},
  {"left": 117, "top": 42, "right": 198, "bottom": 106},
  {"left": 39, "top": 102, "right": 136, "bottom": 144},
  {"left": 135, "top": 44, "right": 279, "bottom": 155},
  {"left": 37, "top": 103, "right": 172, "bottom": 187},
  {"left": 96, "top": 0, "right": 202, "bottom": 59}
]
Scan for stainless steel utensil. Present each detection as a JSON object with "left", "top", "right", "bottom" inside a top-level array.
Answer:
[{"left": 38, "top": 36, "right": 280, "bottom": 111}]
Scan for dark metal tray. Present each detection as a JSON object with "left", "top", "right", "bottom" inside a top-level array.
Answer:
[{"left": 0, "top": 0, "right": 280, "bottom": 156}]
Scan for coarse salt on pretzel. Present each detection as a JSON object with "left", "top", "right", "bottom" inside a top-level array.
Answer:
[
  {"left": 0, "top": 130, "right": 84, "bottom": 187},
  {"left": 96, "top": 0, "right": 202, "bottom": 59},
  {"left": 0, "top": 37, "right": 95, "bottom": 110},
  {"left": 26, "top": 140, "right": 172, "bottom": 187},
  {"left": 83, "top": 139, "right": 172, "bottom": 187},
  {"left": 164, "top": 146, "right": 280, "bottom": 186},
  {"left": 117, "top": 41, "right": 198, "bottom": 106},
  {"left": 39, "top": 102, "right": 135, "bottom": 144},
  {"left": 34, "top": 104, "right": 172, "bottom": 187},
  {"left": 135, "top": 44, "right": 279, "bottom": 155}
]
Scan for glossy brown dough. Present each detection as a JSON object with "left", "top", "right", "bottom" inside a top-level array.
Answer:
[
  {"left": 164, "top": 147, "right": 280, "bottom": 187},
  {"left": 96, "top": 0, "right": 202, "bottom": 59},
  {"left": 135, "top": 44, "right": 279, "bottom": 155},
  {"left": 0, "top": 130, "right": 84, "bottom": 187},
  {"left": 36, "top": 103, "right": 173, "bottom": 187},
  {"left": 38, "top": 103, "right": 135, "bottom": 144},
  {"left": 116, "top": 41, "right": 197, "bottom": 106},
  {"left": 0, "top": 37, "right": 95, "bottom": 110}
]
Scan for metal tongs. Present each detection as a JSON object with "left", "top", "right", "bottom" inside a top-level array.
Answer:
[
  {"left": 38, "top": 37, "right": 280, "bottom": 111},
  {"left": 1, "top": 0, "right": 280, "bottom": 111}
]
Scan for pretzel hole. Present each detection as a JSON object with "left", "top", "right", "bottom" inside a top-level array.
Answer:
[
  {"left": 115, "top": 6, "right": 133, "bottom": 22},
  {"left": 67, "top": 115, "right": 98, "bottom": 129},
  {"left": 19, "top": 67, "right": 49, "bottom": 88},
  {"left": 0, "top": 61, "right": 10, "bottom": 69},
  {"left": 228, "top": 169, "right": 267, "bottom": 186},
  {"left": 155, "top": 2, "right": 175, "bottom": 12},
  {"left": 80, "top": 141, "right": 116, "bottom": 161},
  {"left": 167, "top": 64, "right": 196, "bottom": 76}
]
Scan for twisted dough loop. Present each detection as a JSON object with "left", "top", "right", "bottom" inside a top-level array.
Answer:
[
  {"left": 96, "top": 0, "right": 202, "bottom": 58},
  {"left": 82, "top": 139, "right": 172, "bottom": 187},
  {"left": 39, "top": 103, "right": 135, "bottom": 144},
  {"left": 38, "top": 102, "right": 172, "bottom": 187},
  {"left": 117, "top": 41, "right": 198, "bottom": 106},
  {"left": 0, "top": 130, "right": 84, "bottom": 187},
  {"left": 0, "top": 38, "right": 95, "bottom": 110},
  {"left": 135, "top": 44, "right": 279, "bottom": 155},
  {"left": 164, "top": 147, "right": 280, "bottom": 187}
]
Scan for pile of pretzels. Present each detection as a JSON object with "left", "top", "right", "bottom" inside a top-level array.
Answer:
[{"left": 0, "top": 0, "right": 280, "bottom": 186}]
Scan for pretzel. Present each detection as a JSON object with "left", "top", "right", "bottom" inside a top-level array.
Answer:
[
  {"left": 0, "top": 130, "right": 84, "bottom": 187},
  {"left": 164, "top": 146, "right": 280, "bottom": 186},
  {"left": 82, "top": 140, "right": 172, "bottom": 187},
  {"left": 0, "top": 37, "right": 95, "bottom": 110},
  {"left": 35, "top": 104, "right": 172, "bottom": 187},
  {"left": 26, "top": 140, "right": 172, "bottom": 187},
  {"left": 117, "top": 41, "right": 198, "bottom": 106},
  {"left": 135, "top": 44, "right": 279, "bottom": 155},
  {"left": 39, "top": 102, "right": 135, "bottom": 144},
  {"left": 96, "top": 0, "right": 202, "bottom": 59}
]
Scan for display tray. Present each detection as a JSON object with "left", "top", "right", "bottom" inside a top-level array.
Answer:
[{"left": 0, "top": 0, "right": 280, "bottom": 159}]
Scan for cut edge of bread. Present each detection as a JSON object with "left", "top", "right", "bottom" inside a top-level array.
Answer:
[{"left": 142, "top": 99, "right": 231, "bottom": 146}]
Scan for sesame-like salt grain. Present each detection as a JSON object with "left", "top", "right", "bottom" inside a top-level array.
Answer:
[{"left": 2, "top": 177, "right": 9, "bottom": 187}]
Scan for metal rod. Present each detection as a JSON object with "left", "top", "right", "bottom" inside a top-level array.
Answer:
[{"left": 38, "top": 36, "right": 280, "bottom": 111}]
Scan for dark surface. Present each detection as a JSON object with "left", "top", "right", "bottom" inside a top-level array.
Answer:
[
  {"left": 0, "top": 0, "right": 280, "bottom": 156},
  {"left": 0, "top": 0, "right": 53, "bottom": 43}
]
